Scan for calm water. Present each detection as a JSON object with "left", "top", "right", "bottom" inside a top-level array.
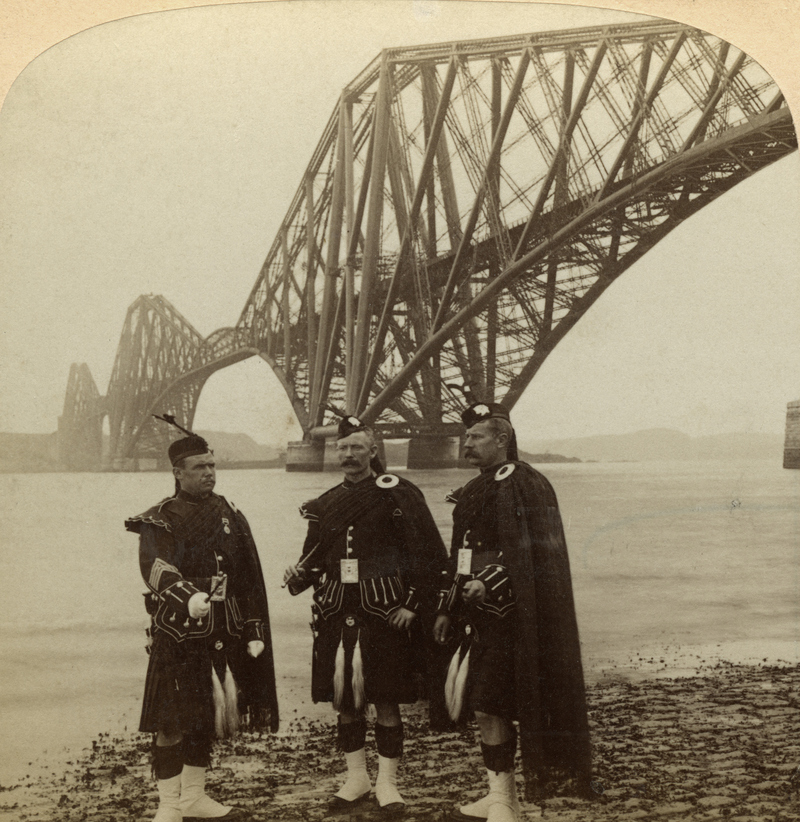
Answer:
[{"left": 1, "top": 461, "right": 798, "bottom": 782}]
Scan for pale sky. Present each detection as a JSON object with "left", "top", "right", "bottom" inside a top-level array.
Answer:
[{"left": 1, "top": 0, "right": 798, "bottom": 448}]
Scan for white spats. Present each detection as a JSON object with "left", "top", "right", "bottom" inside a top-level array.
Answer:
[
  {"left": 334, "top": 748, "right": 371, "bottom": 803},
  {"left": 458, "top": 769, "right": 522, "bottom": 820},
  {"left": 485, "top": 770, "right": 520, "bottom": 822},
  {"left": 180, "top": 765, "right": 232, "bottom": 819},
  {"left": 153, "top": 774, "right": 182, "bottom": 822},
  {"left": 457, "top": 792, "right": 492, "bottom": 819},
  {"left": 375, "top": 755, "right": 405, "bottom": 810}
]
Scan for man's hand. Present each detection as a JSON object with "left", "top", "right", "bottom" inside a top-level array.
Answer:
[
  {"left": 461, "top": 579, "right": 486, "bottom": 605},
  {"left": 188, "top": 592, "right": 210, "bottom": 619},
  {"left": 283, "top": 564, "right": 304, "bottom": 586},
  {"left": 388, "top": 607, "right": 417, "bottom": 631},
  {"left": 247, "top": 640, "right": 265, "bottom": 659},
  {"left": 433, "top": 614, "right": 451, "bottom": 644}
]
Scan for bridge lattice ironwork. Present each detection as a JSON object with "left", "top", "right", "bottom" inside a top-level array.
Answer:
[
  {"left": 57, "top": 363, "right": 103, "bottom": 469},
  {"left": 63, "top": 21, "right": 797, "bottom": 463}
]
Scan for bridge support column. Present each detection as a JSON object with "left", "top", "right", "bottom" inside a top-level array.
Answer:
[
  {"left": 784, "top": 400, "right": 800, "bottom": 469},
  {"left": 286, "top": 440, "right": 326, "bottom": 472},
  {"left": 407, "top": 434, "right": 461, "bottom": 470}
]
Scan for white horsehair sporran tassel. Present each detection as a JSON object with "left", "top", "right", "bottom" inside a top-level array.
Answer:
[
  {"left": 351, "top": 630, "right": 365, "bottom": 711},
  {"left": 222, "top": 662, "right": 239, "bottom": 737},
  {"left": 452, "top": 646, "right": 471, "bottom": 722},
  {"left": 211, "top": 662, "right": 240, "bottom": 738},
  {"left": 211, "top": 664, "right": 226, "bottom": 738},
  {"left": 445, "top": 643, "right": 472, "bottom": 722},
  {"left": 445, "top": 643, "right": 462, "bottom": 720},
  {"left": 332, "top": 631, "right": 346, "bottom": 712}
]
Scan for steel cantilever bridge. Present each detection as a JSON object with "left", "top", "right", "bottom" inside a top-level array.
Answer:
[{"left": 58, "top": 20, "right": 796, "bottom": 469}]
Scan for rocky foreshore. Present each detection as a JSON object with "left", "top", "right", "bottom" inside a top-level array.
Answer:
[{"left": 4, "top": 662, "right": 800, "bottom": 822}]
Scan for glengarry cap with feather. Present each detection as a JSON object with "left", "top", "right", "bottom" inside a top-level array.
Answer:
[
  {"left": 460, "top": 402, "right": 511, "bottom": 430},
  {"left": 153, "top": 414, "right": 213, "bottom": 465},
  {"left": 337, "top": 414, "right": 370, "bottom": 440},
  {"left": 460, "top": 402, "right": 518, "bottom": 462}
]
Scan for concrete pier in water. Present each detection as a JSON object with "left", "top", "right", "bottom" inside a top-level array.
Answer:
[{"left": 784, "top": 400, "right": 800, "bottom": 468}]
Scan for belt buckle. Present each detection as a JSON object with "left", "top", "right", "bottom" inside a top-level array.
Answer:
[{"left": 340, "top": 558, "right": 359, "bottom": 583}]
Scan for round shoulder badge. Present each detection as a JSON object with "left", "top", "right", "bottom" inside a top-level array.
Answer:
[
  {"left": 494, "top": 463, "right": 516, "bottom": 481},
  {"left": 376, "top": 474, "right": 400, "bottom": 488}
]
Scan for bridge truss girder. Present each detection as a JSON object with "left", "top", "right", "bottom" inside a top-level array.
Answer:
[
  {"left": 57, "top": 362, "right": 103, "bottom": 470},
  {"left": 105, "top": 295, "right": 262, "bottom": 461},
  {"left": 238, "top": 20, "right": 796, "bottom": 439},
  {"left": 66, "top": 21, "right": 797, "bottom": 462}
]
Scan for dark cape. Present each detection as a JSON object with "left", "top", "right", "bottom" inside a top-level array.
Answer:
[
  {"left": 295, "top": 474, "right": 450, "bottom": 720},
  {"left": 126, "top": 493, "right": 279, "bottom": 734},
  {"left": 452, "top": 462, "right": 591, "bottom": 800},
  {"left": 224, "top": 501, "right": 280, "bottom": 733},
  {"left": 297, "top": 474, "right": 448, "bottom": 603}
]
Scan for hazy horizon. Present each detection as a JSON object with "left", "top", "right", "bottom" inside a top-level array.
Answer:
[{"left": 2, "top": 424, "right": 786, "bottom": 456}]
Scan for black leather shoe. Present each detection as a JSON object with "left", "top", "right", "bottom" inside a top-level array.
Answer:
[
  {"left": 184, "top": 808, "right": 251, "bottom": 822},
  {"left": 327, "top": 790, "right": 371, "bottom": 813},
  {"left": 378, "top": 800, "right": 406, "bottom": 816},
  {"left": 449, "top": 809, "right": 483, "bottom": 822}
]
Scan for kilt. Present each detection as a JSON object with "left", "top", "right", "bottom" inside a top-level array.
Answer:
[
  {"left": 465, "top": 611, "right": 517, "bottom": 720},
  {"left": 140, "top": 626, "right": 250, "bottom": 735},
  {"left": 312, "top": 607, "right": 418, "bottom": 708}
]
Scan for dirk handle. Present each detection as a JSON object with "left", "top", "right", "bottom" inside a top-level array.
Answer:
[{"left": 282, "top": 542, "right": 323, "bottom": 591}]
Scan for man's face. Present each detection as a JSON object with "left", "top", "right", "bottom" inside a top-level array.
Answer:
[
  {"left": 463, "top": 421, "right": 505, "bottom": 469},
  {"left": 336, "top": 432, "right": 376, "bottom": 480},
  {"left": 174, "top": 452, "right": 216, "bottom": 497}
]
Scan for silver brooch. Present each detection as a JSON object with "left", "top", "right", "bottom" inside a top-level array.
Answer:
[
  {"left": 376, "top": 474, "right": 400, "bottom": 488},
  {"left": 494, "top": 463, "right": 516, "bottom": 481}
]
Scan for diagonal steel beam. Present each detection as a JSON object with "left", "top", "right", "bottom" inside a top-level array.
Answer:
[
  {"left": 432, "top": 48, "right": 531, "bottom": 334},
  {"left": 544, "top": 51, "right": 575, "bottom": 331},
  {"left": 309, "top": 99, "right": 348, "bottom": 427},
  {"left": 305, "top": 173, "right": 319, "bottom": 392},
  {"left": 281, "top": 226, "right": 292, "bottom": 375},
  {"left": 356, "top": 58, "right": 458, "bottom": 412},
  {"left": 361, "top": 108, "right": 793, "bottom": 424},
  {"left": 512, "top": 39, "right": 609, "bottom": 261},
  {"left": 766, "top": 91, "right": 785, "bottom": 114},
  {"left": 345, "top": 107, "right": 375, "bottom": 403},
  {"left": 595, "top": 32, "right": 687, "bottom": 202},
  {"left": 421, "top": 65, "right": 439, "bottom": 259},
  {"left": 349, "top": 57, "right": 393, "bottom": 413},
  {"left": 681, "top": 50, "right": 747, "bottom": 152}
]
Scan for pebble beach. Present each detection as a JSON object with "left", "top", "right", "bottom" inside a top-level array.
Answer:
[
  {"left": 2, "top": 462, "right": 797, "bottom": 821},
  {"left": 5, "top": 657, "right": 800, "bottom": 822}
]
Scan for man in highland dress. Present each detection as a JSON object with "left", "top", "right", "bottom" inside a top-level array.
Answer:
[
  {"left": 127, "top": 424, "right": 278, "bottom": 821},
  {"left": 434, "top": 403, "right": 591, "bottom": 822},
  {"left": 284, "top": 416, "right": 448, "bottom": 815}
]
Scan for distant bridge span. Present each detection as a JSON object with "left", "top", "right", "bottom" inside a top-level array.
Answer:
[{"left": 58, "top": 20, "right": 796, "bottom": 468}]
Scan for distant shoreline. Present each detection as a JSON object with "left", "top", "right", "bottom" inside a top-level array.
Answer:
[{"left": 0, "top": 426, "right": 788, "bottom": 473}]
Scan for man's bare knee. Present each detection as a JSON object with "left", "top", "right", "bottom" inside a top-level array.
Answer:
[
  {"left": 375, "top": 702, "right": 401, "bottom": 726},
  {"left": 475, "top": 713, "right": 512, "bottom": 745},
  {"left": 156, "top": 730, "right": 183, "bottom": 747}
]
